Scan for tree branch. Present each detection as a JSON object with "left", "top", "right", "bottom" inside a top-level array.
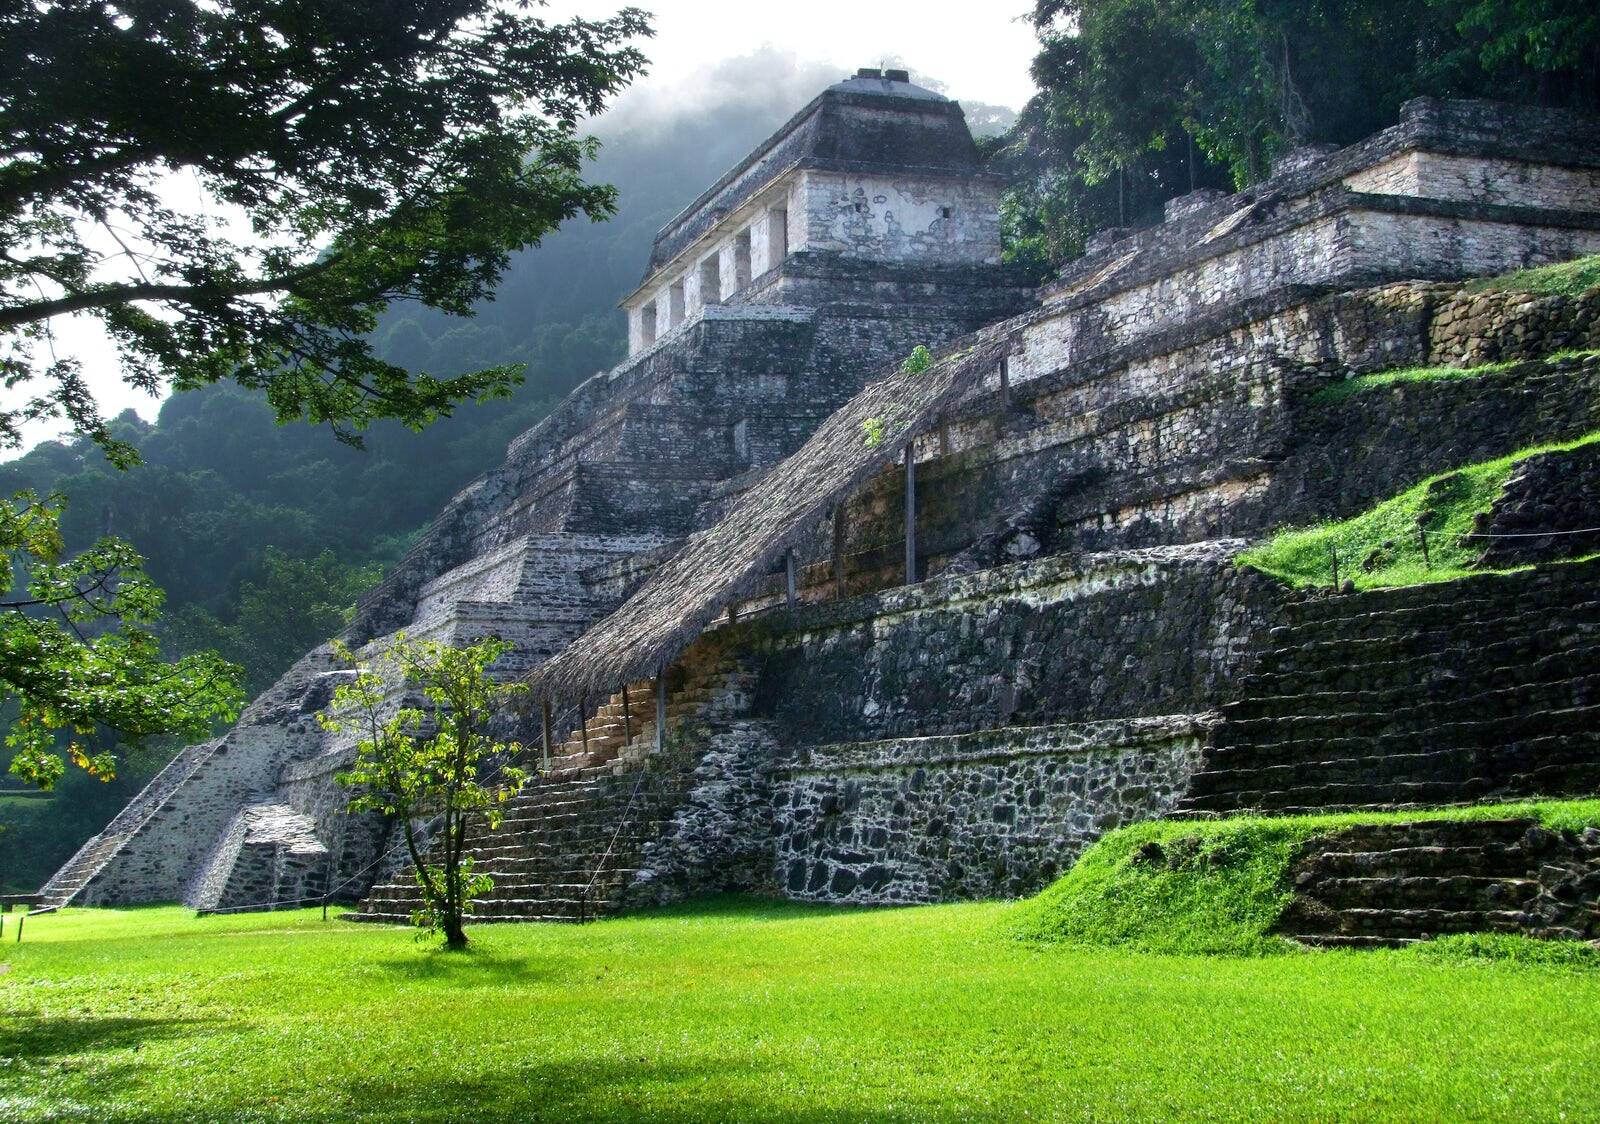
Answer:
[{"left": 0, "top": 258, "right": 336, "bottom": 332}]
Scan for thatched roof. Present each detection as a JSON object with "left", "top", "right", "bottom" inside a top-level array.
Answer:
[{"left": 525, "top": 326, "right": 1017, "bottom": 702}]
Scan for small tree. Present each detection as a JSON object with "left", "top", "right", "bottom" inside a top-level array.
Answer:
[{"left": 320, "top": 635, "right": 527, "bottom": 949}]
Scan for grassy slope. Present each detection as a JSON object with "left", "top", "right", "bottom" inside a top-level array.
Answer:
[
  {"left": 1259, "top": 251, "right": 1600, "bottom": 583},
  {"left": 1465, "top": 253, "right": 1600, "bottom": 296},
  {"left": 5, "top": 899, "right": 1600, "bottom": 1122},
  {"left": 1008, "top": 799, "right": 1600, "bottom": 957},
  {"left": 1239, "top": 430, "right": 1600, "bottom": 589}
]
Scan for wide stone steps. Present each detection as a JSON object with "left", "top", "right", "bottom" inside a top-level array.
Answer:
[
  {"left": 1250, "top": 610, "right": 1600, "bottom": 669},
  {"left": 1217, "top": 687, "right": 1600, "bottom": 744},
  {"left": 1311, "top": 844, "right": 1532, "bottom": 878},
  {"left": 1200, "top": 779, "right": 1503, "bottom": 814},
  {"left": 1192, "top": 732, "right": 1600, "bottom": 790},
  {"left": 1297, "top": 908, "right": 1528, "bottom": 945},
  {"left": 1203, "top": 707, "right": 1593, "bottom": 771},
  {"left": 1266, "top": 596, "right": 1600, "bottom": 645},
  {"left": 1184, "top": 560, "right": 1600, "bottom": 815},
  {"left": 458, "top": 826, "right": 672, "bottom": 860},
  {"left": 1274, "top": 817, "right": 1584, "bottom": 947},
  {"left": 1230, "top": 647, "right": 1600, "bottom": 704},
  {"left": 1277, "top": 561, "right": 1600, "bottom": 629},
  {"left": 1302, "top": 875, "right": 1540, "bottom": 911},
  {"left": 1189, "top": 740, "right": 1600, "bottom": 815},
  {"left": 1222, "top": 666, "right": 1600, "bottom": 724}
]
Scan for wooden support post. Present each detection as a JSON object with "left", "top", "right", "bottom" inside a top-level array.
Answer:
[
  {"left": 785, "top": 547, "right": 797, "bottom": 611},
  {"left": 832, "top": 504, "right": 847, "bottom": 599},
  {"left": 728, "top": 602, "right": 739, "bottom": 625},
  {"left": 541, "top": 701, "right": 552, "bottom": 770},
  {"left": 938, "top": 421, "right": 950, "bottom": 456},
  {"left": 999, "top": 357, "right": 1010, "bottom": 412},
  {"left": 655, "top": 669, "right": 667, "bottom": 753},
  {"left": 580, "top": 693, "right": 589, "bottom": 755},
  {"left": 904, "top": 443, "right": 917, "bottom": 585},
  {"left": 620, "top": 682, "right": 632, "bottom": 746}
]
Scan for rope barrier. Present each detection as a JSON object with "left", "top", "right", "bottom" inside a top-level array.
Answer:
[
  {"left": 1446, "top": 526, "right": 1600, "bottom": 539},
  {"left": 578, "top": 761, "right": 650, "bottom": 924}
]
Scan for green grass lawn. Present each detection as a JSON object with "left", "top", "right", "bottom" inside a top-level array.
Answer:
[{"left": 4, "top": 899, "right": 1600, "bottom": 1121}]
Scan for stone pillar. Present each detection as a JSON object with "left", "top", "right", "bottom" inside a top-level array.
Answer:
[
  {"left": 667, "top": 280, "right": 685, "bottom": 328},
  {"left": 629, "top": 303, "right": 657, "bottom": 354},
  {"left": 654, "top": 292, "right": 672, "bottom": 340},
  {"left": 697, "top": 255, "right": 721, "bottom": 309},
  {"left": 718, "top": 237, "right": 748, "bottom": 301}
]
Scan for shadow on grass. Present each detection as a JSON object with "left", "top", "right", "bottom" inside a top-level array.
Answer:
[
  {"left": 616, "top": 893, "right": 904, "bottom": 925},
  {"left": 375, "top": 944, "right": 573, "bottom": 986},
  {"left": 0, "top": 1010, "right": 218, "bottom": 1061},
  {"left": 330, "top": 1055, "right": 975, "bottom": 1123}
]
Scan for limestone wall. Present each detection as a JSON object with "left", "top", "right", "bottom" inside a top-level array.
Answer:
[
  {"left": 792, "top": 170, "right": 1002, "bottom": 266},
  {"left": 774, "top": 717, "right": 1204, "bottom": 902},
  {"left": 762, "top": 285, "right": 1600, "bottom": 602},
  {"left": 1343, "top": 151, "right": 1600, "bottom": 210},
  {"left": 754, "top": 543, "right": 1274, "bottom": 748}
]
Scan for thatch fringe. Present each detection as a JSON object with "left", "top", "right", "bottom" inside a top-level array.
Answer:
[{"left": 524, "top": 324, "right": 1019, "bottom": 702}]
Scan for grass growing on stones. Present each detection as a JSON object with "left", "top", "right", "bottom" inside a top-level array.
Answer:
[
  {"left": 1007, "top": 799, "right": 1600, "bottom": 957},
  {"left": 1466, "top": 252, "right": 1600, "bottom": 297},
  {"left": 6, "top": 889, "right": 1600, "bottom": 1122},
  {"left": 1238, "top": 430, "right": 1600, "bottom": 588},
  {"left": 1311, "top": 358, "right": 1513, "bottom": 404},
  {"left": 1312, "top": 349, "right": 1599, "bottom": 405}
]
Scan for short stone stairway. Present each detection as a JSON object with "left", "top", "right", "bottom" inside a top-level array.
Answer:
[
  {"left": 545, "top": 679, "right": 670, "bottom": 774},
  {"left": 354, "top": 656, "right": 754, "bottom": 924},
  {"left": 1277, "top": 817, "right": 1600, "bottom": 947},
  {"left": 1180, "top": 558, "right": 1600, "bottom": 816}
]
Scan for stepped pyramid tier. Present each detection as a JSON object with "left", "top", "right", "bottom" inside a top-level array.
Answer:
[
  {"left": 47, "top": 88, "right": 1600, "bottom": 931},
  {"left": 46, "top": 68, "right": 1029, "bottom": 911}
]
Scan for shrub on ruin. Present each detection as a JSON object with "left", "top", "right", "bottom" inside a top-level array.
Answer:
[
  {"left": 900, "top": 345, "right": 934, "bottom": 376},
  {"left": 320, "top": 635, "right": 528, "bottom": 949}
]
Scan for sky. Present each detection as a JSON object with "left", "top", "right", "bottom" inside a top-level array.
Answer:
[
  {"left": 3, "top": 0, "right": 1041, "bottom": 455},
  {"left": 552, "top": 0, "right": 1041, "bottom": 110}
]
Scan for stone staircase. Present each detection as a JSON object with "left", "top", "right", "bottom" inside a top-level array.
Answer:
[
  {"left": 1180, "top": 559, "right": 1600, "bottom": 816},
  {"left": 354, "top": 656, "right": 755, "bottom": 923},
  {"left": 545, "top": 679, "right": 667, "bottom": 774},
  {"left": 1277, "top": 817, "right": 1600, "bottom": 947}
]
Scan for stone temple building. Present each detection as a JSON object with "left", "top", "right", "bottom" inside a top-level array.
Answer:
[{"left": 44, "top": 74, "right": 1600, "bottom": 944}]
